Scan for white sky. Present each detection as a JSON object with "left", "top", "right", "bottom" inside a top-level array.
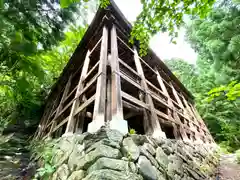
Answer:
[{"left": 114, "top": 0, "right": 197, "bottom": 64}]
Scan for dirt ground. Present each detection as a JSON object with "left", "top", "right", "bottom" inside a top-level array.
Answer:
[{"left": 217, "top": 154, "right": 240, "bottom": 180}]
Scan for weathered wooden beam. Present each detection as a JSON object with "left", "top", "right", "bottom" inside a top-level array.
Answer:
[
  {"left": 119, "top": 71, "right": 143, "bottom": 91},
  {"left": 118, "top": 58, "right": 140, "bottom": 78},
  {"left": 171, "top": 83, "right": 184, "bottom": 108},
  {"left": 122, "top": 91, "right": 149, "bottom": 109},
  {"left": 65, "top": 50, "right": 91, "bottom": 133},
  {"left": 133, "top": 47, "right": 166, "bottom": 138},
  {"left": 109, "top": 25, "right": 128, "bottom": 134},
  {"left": 155, "top": 69, "right": 190, "bottom": 141},
  {"left": 110, "top": 25, "right": 124, "bottom": 120},
  {"left": 84, "top": 61, "right": 100, "bottom": 81},
  {"left": 88, "top": 26, "right": 108, "bottom": 133},
  {"left": 48, "top": 76, "right": 72, "bottom": 137},
  {"left": 122, "top": 100, "right": 143, "bottom": 112}
]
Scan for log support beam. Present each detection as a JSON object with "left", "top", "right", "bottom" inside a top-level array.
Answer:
[
  {"left": 134, "top": 48, "right": 166, "bottom": 138},
  {"left": 88, "top": 26, "right": 108, "bottom": 133},
  {"left": 109, "top": 24, "right": 128, "bottom": 135}
]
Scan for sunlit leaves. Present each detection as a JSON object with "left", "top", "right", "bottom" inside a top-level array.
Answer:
[
  {"left": 130, "top": 0, "right": 215, "bottom": 56},
  {"left": 208, "top": 81, "right": 240, "bottom": 101},
  {"left": 60, "top": 0, "right": 109, "bottom": 8}
]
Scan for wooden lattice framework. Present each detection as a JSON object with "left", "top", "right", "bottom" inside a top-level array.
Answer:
[{"left": 35, "top": 1, "right": 214, "bottom": 143}]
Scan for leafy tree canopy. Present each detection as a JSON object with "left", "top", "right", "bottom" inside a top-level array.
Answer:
[
  {"left": 60, "top": 0, "right": 216, "bottom": 56},
  {"left": 165, "top": 1, "right": 240, "bottom": 150}
]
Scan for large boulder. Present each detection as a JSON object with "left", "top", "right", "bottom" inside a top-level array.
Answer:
[
  {"left": 139, "top": 146, "right": 159, "bottom": 168},
  {"left": 52, "top": 164, "right": 70, "bottom": 180},
  {"left": 138, "top": 156, "right": 158, "bottom": 180},
  {"left": 122, "top": 137, "right": 140, "bottom": 161},
  {"left": 68, "top": 170, "right": 85, "bottom": 180},
  {"left": 76, "top": 144, "right": 121, "bottom": 170},
  {"left": 156, "top": 147, "right": 169, "bottom": 170},
  {"left": 83, "top": 169, "right": 143, "bottom": 180},
  {"left": 68, "top": 144, "right": 85, "bottom": 171},
  {"left": 84, "top": 128, "right": 124, "bottom": 149},
  {"left": 167, "top": 154, "right": 184, "bottom": 177},
  {"left": 85, "top": 139, "right": 120, "bottom": 153},
  {"left": 143, "top": 143, "right": 156, "bottom": 156},
  {"left": 87, "top": 157, "right": 130, "bottom": 173}
]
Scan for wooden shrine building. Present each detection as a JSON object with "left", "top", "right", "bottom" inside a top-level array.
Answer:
[{"left": 35, "top": 1, "right": 213, "bottom": 143}]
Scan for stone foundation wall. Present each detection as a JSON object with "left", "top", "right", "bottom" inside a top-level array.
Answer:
[{"left": 46, "top": 128, "right": 219, "bottom": 180}]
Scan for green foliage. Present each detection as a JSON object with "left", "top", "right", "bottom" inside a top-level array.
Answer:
[
  {"left": 60, "top": 0, "right": 109, "bottom": 8},
  {"left": 0, "top": 0, "right": 93, "bottom": 130},
  {"left": 61, "top": 0, "right": 216, "bottom": 56},
  {"left": 207, "top": 81, "right": 240, "bottom": 101},
  {"left": 130, "top": 0, "right": 215, "bottom": 56},
  {"left": 129, "top": 128, "right": 136, "bottom": 135},
  {"left": 30, "top": 138, "right": 57, "bottom": 180},
  {"left": 166, "top": 1, "right": 240, "bottom": 150}
]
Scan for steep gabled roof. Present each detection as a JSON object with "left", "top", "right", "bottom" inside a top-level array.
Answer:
[{"left": 49, "top": 0, "right": 193, "bottom": 102}]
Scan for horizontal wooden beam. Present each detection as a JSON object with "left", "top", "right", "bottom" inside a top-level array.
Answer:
[
  {"left": 118, "top": 58, "right": 140, "bottom": 78},
  {"left": 119, "top": 71, "right": 144, "bottom": 91},
  {"left": 122, "top": 100, "right": 143, "bottom": 112},
  {"left": 121, "top": 91, "right": 149, "bottom": 110}
]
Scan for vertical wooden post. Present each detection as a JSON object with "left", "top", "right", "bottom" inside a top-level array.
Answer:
[
  {"left": 109, "top": 24, "right": 128, "bottom": 134},
  {"left": 88, "top": 26, "right": 108, "bottom": 133},
  {"left": 65, "top": 51, "right": 91, "bottom": 134},
  {"left": 133, "top": 48, "right": 166, "bottom": 138},
  {"left": 75, "top": 95, "right": 87, "bottom": 134}
]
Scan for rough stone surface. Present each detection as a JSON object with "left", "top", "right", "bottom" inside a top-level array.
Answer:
[
  {"left": 129, "top": 162, "right": 138, "bottom": 173},
  {"left": 36, "top": 128, "right": 219, "bottom": 180},
  {"left": 52, "top": 164, "right": 70, "bottom": 180},
  {"left": 85, "top": 139, "right": 120, "bottom": 153},
  {"left": 83, "top": 169, "right": 143, "bottom": 180},
  {"left": 156, "top": 147, "right": 169, "bottom": 169},
  {"left": 68, "top": 144, "right": 85, "bottom": 171},
  {"left": 87, "top": 157, "right": 130, "bottom": 173},
  {"left": 139, "top": 146, "right": 159, "bottom": 168},
  {"left": 143, "top": 143, "right": 156, "bottom": 156},
  {"left": 53, "top": 149, "right": 69, "bottom": 168},
  {"left": 122, "top": 137, "right": 140, "bottom": 161},
  {"left": 67, "top": 170, "right": 85, "bottom": 180},
  {"left": 77, "top": 144, "right": 121, "bottom": 170},
  {"left": 138, "top": 155, "right": 158, "bottom": 180},
  {"left": 167, "top": 154, "right": 184, "bottom": 177}
]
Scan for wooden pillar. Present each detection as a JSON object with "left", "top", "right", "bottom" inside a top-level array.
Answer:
[
  {"left": 75, "top": 95, "right": 87, "bottom": 134},
  {"left": 65, "top": 51, "right": 91, "bottom": 134},
  {"left": 133, "top": 48, "right": 166, "bottom": 138},
  {"left": 88, "top": 26, "right": 108, "bottom": 133},
  {"left": 155, "top": 69, "right": 188, "bottom": 141},
  {"left": 109, "top": 24, "right": 128, "bottom": 134}
]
